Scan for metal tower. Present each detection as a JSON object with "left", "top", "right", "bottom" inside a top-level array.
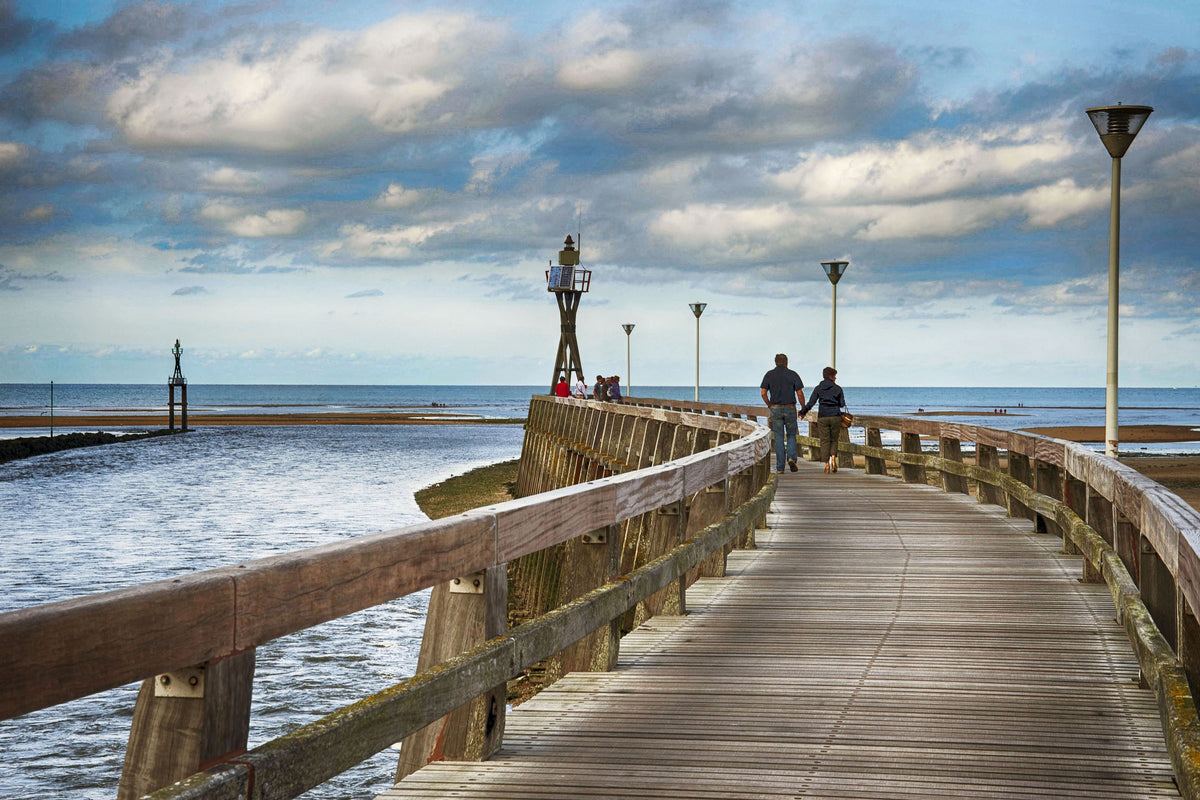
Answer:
[
  {"left": 168, "top": 339, "right": 188, "bottom": 432},
  {"left": 546, "top": 235, "right": 591, "bottom": 394}
]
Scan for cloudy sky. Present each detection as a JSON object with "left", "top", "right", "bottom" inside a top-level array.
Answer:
[{"left": 1, "top": 0, "right": 1197, "bottom": 388}]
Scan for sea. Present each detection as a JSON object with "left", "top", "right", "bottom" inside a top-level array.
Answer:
[{"left": 2, "top": 384, "right": 1199, "bottom": 800}]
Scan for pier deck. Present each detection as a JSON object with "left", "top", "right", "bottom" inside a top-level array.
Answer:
[{"left": 382, "top": 462, "right": 1179, "bottom": 799}]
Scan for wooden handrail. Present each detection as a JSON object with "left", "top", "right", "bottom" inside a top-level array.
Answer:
[
  {"left": 0, "top": 399, "right": 768, "bottom": 720},
  {"left": 145, "top": 480, "right": 775, "bottom": 800}
]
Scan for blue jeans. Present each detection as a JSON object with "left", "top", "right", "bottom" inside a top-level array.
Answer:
[{"left": 768, "top": 405, "right": 799, "bottom": 470}]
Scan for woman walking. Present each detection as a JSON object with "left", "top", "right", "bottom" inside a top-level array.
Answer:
[{"left": 801, "top": 367, "right": 848, "bottom": 473}]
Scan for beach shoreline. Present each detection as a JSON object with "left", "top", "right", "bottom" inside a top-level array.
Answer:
[{"left": 0, "top": 412, "right": 525, "bottom": 428}]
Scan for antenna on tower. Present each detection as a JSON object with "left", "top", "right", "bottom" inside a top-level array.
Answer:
[{"left": 576, "top": 208, "right": 583, "bottom": 261}]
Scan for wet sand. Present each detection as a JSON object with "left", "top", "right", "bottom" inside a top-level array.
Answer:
[
  {"left": 0, "top": 412, "right": 523, "bottom": 428},
  {"left": 1024, "top": 424, "right": 1200, "bottom": 444}
]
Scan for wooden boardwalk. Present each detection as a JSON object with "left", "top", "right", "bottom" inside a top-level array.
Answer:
[{"left": 382, "top": 464, "right": 1180, "bottom": 799}]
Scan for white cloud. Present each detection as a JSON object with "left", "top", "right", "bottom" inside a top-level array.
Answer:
[
  {"left": 857, "top": 197, "right": 1015, "bottom": 240},
  {"left": 105, "top": 13, "right": 511, "bottom": 152},
  {"left": 199, "top": 202, "right": 307, "bottom": 237},
  {"left": 0, "top": 141, "right": 31, "bottom": 170},
  {"left": 1017, "top": 179, "right": 1107, "bottom": 227},
  {"left": 22, "top": 204, "right": 56, "bottom": 222},
  {"left": 376, "top": 182, "right": 426, "bottom": 208},
  {"left": 776, "top": 125, "right": 1078, "bottom": 203},
  {"left": 328, "top": 221, "right": 453, "bottom": 260},
  {"left": 557, "top": 49, "right": 645, "bottom": 91},
  {"left": 202, "top": 167, "right": 267, "bottom": 193}
]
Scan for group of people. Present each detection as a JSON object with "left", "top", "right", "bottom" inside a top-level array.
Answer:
[
  {"left": 760, "top": 353, "right": 848, "bottom": 475},
  {"left": 553, "top": 373, "right": 623, "bottom": 403}
]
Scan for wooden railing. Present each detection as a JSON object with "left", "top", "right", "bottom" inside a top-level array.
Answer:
[
  {"left": 626, "top": 396, "right": 1200, "bottom": 798},
  {"left": 0, "top": 396, "right": 773, "bottom": 800}
]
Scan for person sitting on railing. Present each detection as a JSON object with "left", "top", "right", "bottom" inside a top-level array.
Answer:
[
  {"left": 801, "top": 366, "right": 848, "bottom": 474},
  {"left": 760, "top": 353, "right": 806, "bottom": 474}
]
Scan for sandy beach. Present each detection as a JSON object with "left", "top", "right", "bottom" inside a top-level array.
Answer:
[
  {"left": 0, "top": 412, "right": 523, "bottom": 428},
  {"left": 1024, "top": 424, "right": 1200, "bottom": 444}
]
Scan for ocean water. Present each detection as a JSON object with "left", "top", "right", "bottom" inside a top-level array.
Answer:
[{"left": 1, "top": 384, "right": 1199, "bottom": 799}]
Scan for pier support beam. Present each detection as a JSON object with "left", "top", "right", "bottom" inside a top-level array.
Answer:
[
  {"left": 975, "top": 445, "right": 1004, "bottom": 507},
  {"left": 117, "top": 650, "right": 255, "bottom": 800},
  {"left": 901, "top": 432, "right": 926, "bottom": 485},
  {"left": 396, "top": 565, "right": 507, "bottom": 781}
]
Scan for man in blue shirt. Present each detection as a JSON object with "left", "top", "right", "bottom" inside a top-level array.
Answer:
[{"left": 760, "top": 354, "right": 805, "bottom": 473}]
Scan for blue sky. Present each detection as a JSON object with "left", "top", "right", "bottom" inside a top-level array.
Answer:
[{"left": 1, "top": 0, "right": 1197, "bottom": 387}]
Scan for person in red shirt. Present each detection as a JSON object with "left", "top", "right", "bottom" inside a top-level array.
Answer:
[{"left": 554, "top": 376, "right": 570, "bottom": 397}]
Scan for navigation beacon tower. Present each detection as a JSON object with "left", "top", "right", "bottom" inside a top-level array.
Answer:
[
  {"left": 546, "top": 235, "right": 592, "bottom": 394},
  {"left": 168, "top": 339, "right": 188, "bottom": 432}
]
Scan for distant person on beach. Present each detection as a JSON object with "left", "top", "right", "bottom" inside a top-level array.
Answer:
[
  {"left": 554, "top": 376, "right": 570, "bottom": 397},
  {"left": 573, "top": 375, "right": 588, "bottom": 399},
  {"left": 609, "top": 376, "right": 622, "bottom": 403},
  {"left": 594, "top": 374, "right": 609, "bottom": 401},
  {"left": 760, "top": 353, "right": 805, "bottom": 474},
  {"left": 801, "top": 366, "right": 848, "bottom": 474}
]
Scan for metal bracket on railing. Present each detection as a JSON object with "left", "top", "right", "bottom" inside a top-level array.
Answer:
[
  {"left": 154, "top": 666, "right": 205, "bottom": 698},
  {"left": 658, "top": 502, "right": 681, "bottom": 516},
  {"left": 581, "top": 530, "right": 606, "bottom": 544},
  {"left": 450, "top": 572, "right": 485, "bottom": 594}
]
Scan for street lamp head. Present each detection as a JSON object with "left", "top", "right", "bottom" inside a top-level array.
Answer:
[
  {"left": 622, "top": 323, "right": 635, "bottom": 335},
  {"left": 821, "top": 261, "right": 849, "bottom": 286},
  {"left": 689, "top": 302, "right": 707, "bottom": 318},
  {"left": 1086, "top": 104, "right": 1153, "bottom": 159}
]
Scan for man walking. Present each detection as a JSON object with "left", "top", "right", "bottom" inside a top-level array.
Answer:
[{"left": 760, "top": 353, "right": 805, "bottom": 474}]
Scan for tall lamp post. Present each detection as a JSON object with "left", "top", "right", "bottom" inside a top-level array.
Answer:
[
  {"left": 1086, "top": 103, "right": 1153, "bottom": 459},
  {"left": 689, "top": 303, "right": 706, "bottom": 402},
  {"left": 821, "top": 261, "right": 849, "bottom": 369},
  {"left": 622, "top": 323, "right": 635, "bottom": 397}
]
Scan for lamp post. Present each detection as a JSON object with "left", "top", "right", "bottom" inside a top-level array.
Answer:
[
  {"left": 689, "top": 303, "right": 706, "bottom": 402},
  {"left": 1086, "top": 103, "right": 1152, "bottom": 459},
  {"left": 821, "top": 261, "right": 849, "bottom": 369},
  {"left": 622, "top": 323, "right": 635, "bottom": 397}
]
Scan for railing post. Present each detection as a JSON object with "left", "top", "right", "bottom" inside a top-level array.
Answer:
[
  {"left": 1114, "top": 510, "right": 1139, "bottom": 579},
  {"left": 1062, "top": 475, "right": 1088, "bottom": 564},
  {"left": 900, "top": 432, "right": 926, "bottom": 484},
  {"left": 1179, "top": 597, "right": 1200, "bottom": 700},
  {"left": 1033, "top": 460, "right": 1063, "bottom": 537},
  {"left": 837, "top": 422, "right": 855, "bottom": 471},
  {"left": 939, "top": 436, "right": 968, "bottom": 494},
  {"left": 1139, "top": 535, "right": 1177, "bottom": 649},
  {"left": 117, "top": 650, "right": 256, "bottom": 800},
  {"left": 864, "top": 427, "right": 885, "bottom": 475},
  {"left": 552, "top": 523, "right": 623, "bottom": 679},
  {"left": 396, "top": 564, "right": 508, "bottom": 781},
  {"left": 694, "top": 430, "right": 730, "bottom": 578},
  {"left": 1006, "top": 451, "right": 1035, "bottom": 523},
  {"left": 975, "top": 444, "right": 1004, "bottom": 507},
  {"left": 635, "top": 423, "right": 693, "bottom": 624}
]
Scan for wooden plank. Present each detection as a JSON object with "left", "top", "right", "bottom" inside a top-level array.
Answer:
[
  {"left": 0, "top": 569, "right": 239, "bottom": 720},
  {"left": 234, "top": 515, "right": 496, "bottom": 648},
  {"left": 384, "top": 465, "right": 1180, "bottom": 800}
]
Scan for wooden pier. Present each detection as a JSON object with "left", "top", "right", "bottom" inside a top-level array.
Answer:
[
  {"left": 383, "top": 464, "right": 1179, "bottom": 799},
  {"left": 4, "top": 395, "right": 1200, "bottom": 800}
]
